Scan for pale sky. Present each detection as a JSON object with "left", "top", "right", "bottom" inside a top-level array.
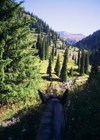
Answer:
[{"left": 16, "top": 0, "right": 100, "bottom": 36}]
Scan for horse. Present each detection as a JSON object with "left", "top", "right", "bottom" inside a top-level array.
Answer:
[{"left": 36, "top": 89, "right": 68, "bottom": 140}]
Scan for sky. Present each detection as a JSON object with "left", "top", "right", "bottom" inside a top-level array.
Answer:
[{"left": 16, "top": 0, "right": 100, "bottom": 36}]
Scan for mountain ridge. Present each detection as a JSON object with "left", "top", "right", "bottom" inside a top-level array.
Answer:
[
  {"left": 74, "top": 29, "right": 100, "bottom": 50},
  {"left": 57, "top": 31, "right": 86, "bottom": 44}
]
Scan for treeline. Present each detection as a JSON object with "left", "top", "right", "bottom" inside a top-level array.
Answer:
[
  {"left": 17, "top": 11, "right": 69, "bottom": 63},
  {"left": 46, "top": 47, "right": 90, "bottom": 82},
  {"left": 75, "top": 30, "right": 100, "bottom": 50},
  {"left": 18, "top": 11, "right": 65, "bottom": 45}
]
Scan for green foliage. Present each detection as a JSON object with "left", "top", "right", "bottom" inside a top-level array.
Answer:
[
  {"left": 70, "top": 67, "right": 73, "bottom": 76},
  {"left": 75, "top": 56, "right": 77, "bottom": 64},
  {"left": 51, "top": 45, "right": 54, "bottom": 63},
  {"left": 77, "top": 50, "right": 81, "bottom": 72},
  {"left": 41, "top": 37, "right": 45, "bottom": 60},
  {"left": 85, "top": 52, "right": 89, "bottom": 74},
  {"left": 47, "top": 56, "right": 52, "bottom": 79},
  {"left": 0, "top": 0, "right": 40, "bottom": 103},
  {"left": 36, "top": 34, "right": 42, "bottom": 59},
  {"left": 67, "top": 72, "right": 100, "bottom": 140},
  {"left": 55, "top": 48, "right": 57, "bottom": 56},
  {"left": 55, "top": 54, "right": 60, "bottom": 77},
  {"left": 36, "top": 35, "right": 49, "bottom": 61},
  {"left": 45, "top": 40, "right": 49, "bottom": 60},
  {"left": 60, "top": 48, "right": 68, "bottom": 82},
  {"left": 89, "top": 58, "right": 98, "bottom": 81},
  {"left": 72, "top": 54, "right": 74, "bottom": 60},
  {"left": 80, "top": 49, "right": 85, "bottom": 75}
]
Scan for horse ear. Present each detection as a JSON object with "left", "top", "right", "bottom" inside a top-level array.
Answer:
[
  {"left": 38, "top": 90, "right": 47, "bottom": 104},
  {"left": 62, "top": 89, "right": 68, "bottom": 104}
]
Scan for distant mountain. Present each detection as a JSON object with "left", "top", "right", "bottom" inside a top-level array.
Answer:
[
  {"left": 56, "top": 31, "right": 86, "bottom": 44},
  {"left": 74, "top": 30, "right": 100, "bottom": 50}
]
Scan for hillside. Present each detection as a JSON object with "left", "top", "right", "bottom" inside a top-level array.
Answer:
[
  {"left": 74, "top": 30, "right": 100, "bottom": 64},
  {"left": 57, "top": 31, "right": 85, "bottom": 44},
  {"left": 75, "top": 29, "right": 100, "bottom": 50}
]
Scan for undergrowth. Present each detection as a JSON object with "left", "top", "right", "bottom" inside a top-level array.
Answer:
[{"left": 0, "top": 73, "right": 100, "bottom": 140}]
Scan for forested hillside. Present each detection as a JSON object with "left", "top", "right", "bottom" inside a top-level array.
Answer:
[
  {"left": 75, "top": 30, "right": 100, "bottom": 50},
  {"left": 74, "top": 30, "right": 100, "bottom": 64},
  {"left": 18, "top": 11, "right": 66, "bottom": 45}
]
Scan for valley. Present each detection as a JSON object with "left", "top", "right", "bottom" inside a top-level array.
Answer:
[{"left": 0, "top": 1, "right": 100, "bottom": 140}]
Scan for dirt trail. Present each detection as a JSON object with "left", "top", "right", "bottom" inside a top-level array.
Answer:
[{"left": 54, "top": 78, "right": 88, "bottom": 91}]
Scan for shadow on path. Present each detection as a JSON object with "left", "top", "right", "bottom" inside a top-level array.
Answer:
[{"left": 0, "top": 104, "right": 44, "bottom": 140}]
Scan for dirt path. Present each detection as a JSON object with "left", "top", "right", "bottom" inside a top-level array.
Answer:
[{"left": 54, "top": 78, "right": 88, "bottom": 91}]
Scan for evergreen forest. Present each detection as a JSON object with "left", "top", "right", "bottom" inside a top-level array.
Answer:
[{"left": 0, "top": 1, "right": 100, "bottom": 140}]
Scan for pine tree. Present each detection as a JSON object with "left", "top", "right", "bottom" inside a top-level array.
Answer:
[
  {"left": 55, "top": 42, "right": 57, "bottom": 48},
  {"left": 70, "top": 67, "right": 73, "bottom": 76},
  {"left": 45, "top": 40, "right": 49, "bottom": 60},
  {"left": 72, "top": 54, "right": 74, "bottom": 60},
  {"left": 55, "top": 48, "right": 57, "bottom": 56},
  {"left": 47, "top": 31, "right": 51, "bottom": 45},
  {"left": 41, "top": 37, "right": 45, "bottom": 60},
  {"left": 47, "top": 56, "right": 52, "bottom": 79},
  {"left": 75, "top": 56, "right": 77, "bottom": 64},
  {"left": 85, "top": 52, "right": 89, "bottom": 74},
  {"left": 0, "top": 0, "right": 40, "bottom": 102},
  {"left": 77, "top": 50, "right": 81, "bottom": 73},
  {"left": 89, "top": 58, "right": 98, "bottom": 81},
  {"left": 55, "top": 54, "right": 60, "bottom": 76},
  {"left": 80, "top": 49, "right": 85, "bottom": 75},
  {"left": 51, "top": 45, "right": 54, "bottom": 63},
  {"left": 36, "top": 34, "right": 42, "bottom": 59},
  {"left": 60, "top": 48, "right": 68, "bottom": 82},
  {"left": 77, "top": 50, "right": 80, "bottom": 65},
  {"left": 66, "top": 47, "right": 68, "bottom": 63},
  {"left": 78, "top": 57, "right": 81, "bottom": 73}
]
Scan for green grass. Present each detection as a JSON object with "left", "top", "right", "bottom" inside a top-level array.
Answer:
[
  {"left": 66, "top": 73, "right": 100, "bottom": 140},
  {"left": 0, "top": 73, "right": 100, "bottom": 140},
  {"left": 38, "top": 51, "right": 89, "bottom": 91},
  {"left": 0, "top": 30, "right": 92, "bottom": 139}
]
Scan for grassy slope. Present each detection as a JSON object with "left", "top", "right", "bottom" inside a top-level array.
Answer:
[{"left": 38, "top": 44, "right": 90, "bottom": 90}]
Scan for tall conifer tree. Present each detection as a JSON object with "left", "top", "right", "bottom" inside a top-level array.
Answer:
[
  {"left": 85, "top": 52, "right": 89, "bottom": 74},
  {"left": 70, "top": 67, "right": 73, "bottom": 76},
  {"left": 47, "top": 56, "right": 52, "bottom": 79},
  {"left": 77, "top": 50, "right": 81, "bottom": 72},
  {"left": 36, "top": 34, "right": 42, "bottom": 59},
  {"left": 55, "top": 54, "right": 60, "bottom": 76},
  {"left": 0, "top": 0, "right": 40, "bottom": 101},
  {"left": 80, "top": 49, "right": 85, "bottom": 75},
  {"left": 45, "top": 40, "right": 49, "bottom": 60},
  {"left": 51, "top": 45, "right": 54, "bottom": 63},
  {"left": 41, "top": 37, "right": 45, "bottom": 60},
  {"left": 89, "top": 58, "right": 98, "bottom": 82},
  {"left": 60, "top": 48, "right": 68, "bottom": 82}
]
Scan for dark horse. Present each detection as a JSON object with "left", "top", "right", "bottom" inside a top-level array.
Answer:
[{"left": 36, "top": 89, "right": 68, "bottom": 140}]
